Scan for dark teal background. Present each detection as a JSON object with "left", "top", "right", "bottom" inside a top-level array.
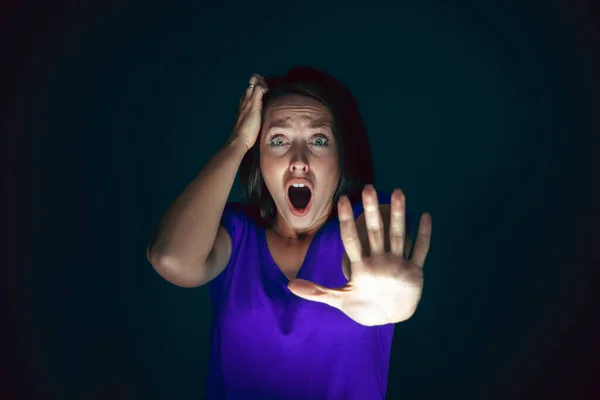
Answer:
[{"left": 3, "top": 0, "right": 599, "bottom": 399}]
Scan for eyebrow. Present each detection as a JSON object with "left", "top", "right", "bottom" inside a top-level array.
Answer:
[{"left": 267, "top": 116, "right": 332, "bottom": 130}]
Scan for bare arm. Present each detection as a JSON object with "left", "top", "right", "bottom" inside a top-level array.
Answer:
[
  {"left": 147, "top": 140, "right": 247, "bottom": 287},
  {"left": 147, "top": 73, "right": 267, "bottom": 287}
]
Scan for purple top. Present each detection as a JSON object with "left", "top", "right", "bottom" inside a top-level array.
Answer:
[{"left": 206, "top": 190, "right": 413, "bottom": 400}]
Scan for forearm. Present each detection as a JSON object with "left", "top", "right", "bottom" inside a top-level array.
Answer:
[{"left": 147, "top": 139, "right": 247, "bottom": 271}]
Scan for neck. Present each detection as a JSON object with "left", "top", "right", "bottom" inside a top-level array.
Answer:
[
  {"left": 270, "top": 202, "right": 333, "bottom": 242},
  {"left": 272, "top": 224, "right": 317, "bottom": 242}
]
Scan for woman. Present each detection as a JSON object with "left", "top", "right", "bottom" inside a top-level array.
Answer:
[{"left": 147, "top": 67, "right": 432, "bottom": 399}]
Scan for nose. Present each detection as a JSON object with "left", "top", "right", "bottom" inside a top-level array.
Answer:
[
  {"left": 289, "top": 148, "right": 309, "bottom": 173},
  {"left": 289, "top": 159, "right": 308, "bottom": 173}
]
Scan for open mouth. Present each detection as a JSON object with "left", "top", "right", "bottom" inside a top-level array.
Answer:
[{"left": 286, "top": 183, "right": 313, "bottom": 216}]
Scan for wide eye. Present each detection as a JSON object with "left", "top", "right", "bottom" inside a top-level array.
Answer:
[
  {"left": 313, "top": 136, "right": 329, "bottom": 147},
  {"left": 268, "top": 134, "right": 330, "bottom": 148},
  {"left": 268, "top": 136, "right": 286, "bottom": 147},
  {"left": 271, "top": 137, "right": 285, "bottom": 146}
]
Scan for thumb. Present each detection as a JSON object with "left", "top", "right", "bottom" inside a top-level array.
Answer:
[{"left": 288, "top": 279, "right": 342, "bottom": 309}]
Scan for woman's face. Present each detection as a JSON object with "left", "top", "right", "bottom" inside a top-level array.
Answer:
[{"left": 259, "top": 94, "right": 340, "bottom": 239}]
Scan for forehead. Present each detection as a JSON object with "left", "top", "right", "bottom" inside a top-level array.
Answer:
[{"left": 264, "top": 94, "right": 333, "bottom": 130}]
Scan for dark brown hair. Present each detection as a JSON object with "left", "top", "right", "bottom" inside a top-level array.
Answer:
[{"left": 239, "top": 66, "right": 375, "bottom": 229}]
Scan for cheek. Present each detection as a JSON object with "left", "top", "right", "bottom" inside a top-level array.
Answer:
[
  {"left": 260, "top": 154, "right": 275, "bottom": 174},
  {"left": 259, "top": 155, "right": 284, "bottom": 189},
  {"left": 325, "top": 152, "right": 341, "bottom": 177},
  {"left": 314, "top": 156, "right": 341, "bottom": 189}
]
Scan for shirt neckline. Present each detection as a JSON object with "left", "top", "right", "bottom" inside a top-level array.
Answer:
[{"left": 260, "top": 222, "right": 329, "bottom": 285}]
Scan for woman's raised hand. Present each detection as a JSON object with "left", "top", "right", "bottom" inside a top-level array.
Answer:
[
  {"left": 287, "top": 185, "right": 432, "bottom": 326},
  {"left": 228, "top": 73, "right": 269, "bottom": 152}
]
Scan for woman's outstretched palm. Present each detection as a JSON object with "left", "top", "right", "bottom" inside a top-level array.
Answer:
[{"left": 288, "top": 185, "right": 432, "bottom": 326}]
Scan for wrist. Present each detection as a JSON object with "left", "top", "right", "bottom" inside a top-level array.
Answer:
[{"left": 225, "top": 136, "right": 250, "bottom": 155}]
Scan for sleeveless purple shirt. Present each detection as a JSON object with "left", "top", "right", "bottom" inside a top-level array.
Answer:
[{"left": 206, "top": 190, "right": 413, "bottom": 399}]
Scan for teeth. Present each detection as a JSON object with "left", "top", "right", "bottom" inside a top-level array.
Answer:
[{"left": 291, "top": 183, "right": 306, "bottom": 188}]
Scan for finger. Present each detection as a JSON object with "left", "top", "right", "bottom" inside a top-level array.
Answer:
[
  {"left": 239, "top": 75, "right": 256, "bottom": 105},
  {"left": 240, "top": 73, "right": 266, "bottom": 105},
  {"left": 338, "top": 195, "right": 363, "bottom": 264},
  {"left": 389, "top": 188, "right": 405, "bottom": 258},
  {"left": 250, "top": 81, "right": 269, "bottom": 110},
  {"left": 362, "top": 184, "right": 385, "bottom": 256},
  {"left": 237, "top": 78, "right": 268, "bottom": 123},
  {"left": 288, "top": 279, "right": 343, "bottom": 310},
  {"left": 410, "top": 213, "right": 432, "bottom": 268}
]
